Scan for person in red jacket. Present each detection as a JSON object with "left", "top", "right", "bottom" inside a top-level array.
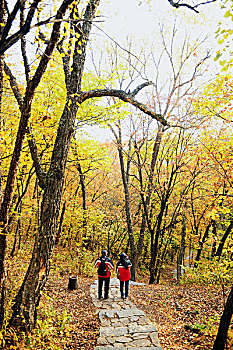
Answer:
[
  {"left": 94, "top": 250, "right": 114, "bottom": 300},
  {"left": 116, "top": 253, "right": 132, "bottom": 299}
]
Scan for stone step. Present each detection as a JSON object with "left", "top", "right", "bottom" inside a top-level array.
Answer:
[
  {"left": 95, "top": 347, "right": 162, "bottom": 350},
  {"left": 91, "top": 281, "right": 162, "bottom": 350}
]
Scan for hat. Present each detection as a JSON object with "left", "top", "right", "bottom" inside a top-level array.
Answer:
[{"left": 101, "top": 249, "right": 107, "bottom": 256}]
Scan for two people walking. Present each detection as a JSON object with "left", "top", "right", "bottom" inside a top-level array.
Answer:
[{"left": 94, "top": 250, "right": 132, "bottom": 300}]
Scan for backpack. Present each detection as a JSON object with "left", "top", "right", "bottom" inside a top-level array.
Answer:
[
  {"left": 98, "top": 257, "right": 108, "bottom": 276},
  {"left": 122, "top": 256, "right": 131, "bottom": 269}
]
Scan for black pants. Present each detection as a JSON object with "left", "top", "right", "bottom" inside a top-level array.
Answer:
[
  {"left": 98, "top": 277, "right": 110, "bottom": 299},
  {"left": 120, "top": 280, "right": 129, "bottom": 298}
]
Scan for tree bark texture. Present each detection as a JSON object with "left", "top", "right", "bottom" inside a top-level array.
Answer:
[
  {"left": 213, "top": 285, "right": 233, "bottom": 350},
  {"left": 149, "top": 169, "right": 175, "bottom": 284},
  {"left": 0, "top": 0, "right": 7, "bottom": 328},
  {"left": 0, "top": 232, "right": 7, "bottom": 328},
  {"left": 76, "top": 159, "right": 88, "bottom": 235},
  {"left": 215, "top": 219, "right": 233, "bottom": 259},
  {"left": 194, "top": 221, "right": 212, "bottom": 268},
  {"left": 9, "top": 0, "right": 101, "bottom": 330},
  {"left": 10, "top": 103, "right": 78, "bottom": 330}
]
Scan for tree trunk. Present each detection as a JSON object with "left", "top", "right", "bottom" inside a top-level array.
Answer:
[
  {"left": 10, "top": 103, "right": 78, "bottom": 330},
  {"left": 149, "top": 196, "right": 168, "bottom": 284},
  {"left": 0, "top": 0, "right": 6, "bottom": 328},
  {"left": 177, "top": 215, "right": 186, "bottom": 282},
  {"left": 211, "top": 219, "right": 217, "bottom": 258},
  {"left": 56, "top": 201, "right": 66, "bottom": 245},
  {"left": 9, "top": 0, "right": 101, "bottom": 329},
  {"left": 215, "top": 220, "right": 233, "bottom": 259},
  {"left": 213, "top": 285, "right": 233, "bottom": 350},
  {"left": 76, "top": 159, "right": 87, "bottom": 236},
  {"left": 0, "top": 230, "right": 7, "bottom": 328},
  {"left": 194, "top": 221, "right": 212, "bottom": 268},
  {"left": 136, "top": 124, "right": 164, "bottom": 275},
  {"left": 110, "top": 122, "right": 137, "bottom": 280},
  {"left": 0, "top": 0, "right": 74, "bottom": 330}
]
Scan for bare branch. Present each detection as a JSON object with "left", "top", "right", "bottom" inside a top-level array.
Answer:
[
  {"left": 26, "top": 126, "right": 46, "bottom": 190},
  {"left": 168, "top": 0, "right": 217, "bottom": 13},
  {"left": 1, "top": 0, "right": 21, "bottom": 39},
  {"left": 130, "top": 81, "right": 153, "bottom": 97},
  {"left": 4, "top": 62, "right": 23, "bottom": 108},
  {"left": 78, "top": 85, "right": 168, "bottom": 126},
  {"left": 0, "top": 0, "right": 41, "bottom": 55},
  {"left": 20, "top": 2, "right": 30, "bottom": 83}
]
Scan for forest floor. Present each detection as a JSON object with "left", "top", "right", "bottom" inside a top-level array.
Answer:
[
  {"left": 18, "top": 274, "right": 99, "bottom": 350},
  {"left": 9, "top": 247, "right": 232, "bottom": 350},
  {"left": 130, "top": 266, "right": 233, "bottom": 350},
  {"left": 21, "top": 269, "right": 232, "bottom": 350}
]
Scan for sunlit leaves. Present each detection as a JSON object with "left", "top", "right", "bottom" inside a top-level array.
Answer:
[
  {"left": 193, "top": 74, "right": 233, "bottom": 122},
  {"left": 215, "top": 1, "right": 233, "bottom": 69}
]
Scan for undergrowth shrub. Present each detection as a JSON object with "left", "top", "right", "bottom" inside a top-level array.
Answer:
[
  {"left": 181, "top": 259, "right": 233, "bottom": 285},
  {"left": 52, "top": 246, "right": 96, "bottom": 277}
]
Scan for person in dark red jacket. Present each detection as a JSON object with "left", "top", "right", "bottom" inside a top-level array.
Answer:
[
  {"left": 116, "top": 253, "right": 132, "bottom": 299},
  {"left": 94, "top": 250, "right": 114, "bottom": 300}
]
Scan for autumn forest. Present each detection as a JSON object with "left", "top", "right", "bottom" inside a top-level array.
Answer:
[{"left": 0, "top": 0, "right": 233, "bottom": 349}]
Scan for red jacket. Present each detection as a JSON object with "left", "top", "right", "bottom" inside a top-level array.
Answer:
[
  {"left": 94, "top": 257, "right": 114, "bottom": 278},
  {"left": 116, "top": 260, "right": 132, "bottom": 281}
]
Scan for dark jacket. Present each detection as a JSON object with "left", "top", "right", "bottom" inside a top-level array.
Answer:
[{"left": 94, "top": 256, "right": 114, "bottom": 278}]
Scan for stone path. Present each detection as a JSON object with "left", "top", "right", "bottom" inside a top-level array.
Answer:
[{"left": 90, "top": 277, "right": 162, "bottom": 350}]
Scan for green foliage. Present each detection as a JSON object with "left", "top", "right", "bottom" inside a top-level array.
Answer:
[
  {"left": 215, "top": 1, "right": 233, "bottom": 70},
  {"left": 188, "top": 314, "right": 219, "bottom": 337},
  {"left": 181, "top": 259, "right": 233, "bottom": 285},
  {"left": 20, "top": 307, "right": 72, "bottom": 350},
  {"left": 76, "top": 248, "right": 97, "bottom": 276},
  {"left": 52, "top": 247, "right": 96, "bottom": 278}
]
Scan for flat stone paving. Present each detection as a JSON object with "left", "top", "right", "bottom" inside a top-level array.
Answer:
[{"left": 90, "top": 277, "right": 162, "bottom": 350}]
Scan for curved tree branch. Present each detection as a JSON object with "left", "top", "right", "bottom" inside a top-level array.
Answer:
[
  {"left": 78, "top": 85, "right": 168, "bottom": 126},
  {"left": 168, "top": 0, "right": 217, "bottom": 13}
]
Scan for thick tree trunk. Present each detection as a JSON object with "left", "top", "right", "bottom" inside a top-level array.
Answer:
[
  {"left": 0, "top": 0, "right": 7, "bottom": 328},
  {"left": 212, "top": 285, "right": 233, "bottom": 350},
  {"left": 0, "top": 230, "right": 7, "bottom": 328},
  {"left": 10, "top": 0, "right": 101, "bottom": 329},
  {"left": 10, "top": 103, "right": 78, "bottom": 330},
  {"left": 149, "top": 241, "right": 157, "bottom": 284}
]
